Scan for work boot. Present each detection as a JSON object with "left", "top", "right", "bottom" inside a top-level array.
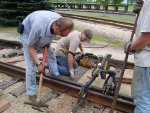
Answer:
[{"left": 28, "top": 95, "right": 37, "bottom": 103}]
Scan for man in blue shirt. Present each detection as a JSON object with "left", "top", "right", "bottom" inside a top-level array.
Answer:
[{"left": 19, "top": 10, "right": 74, "bottom": 102}]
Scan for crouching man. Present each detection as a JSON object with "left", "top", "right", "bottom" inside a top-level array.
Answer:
[{"left": 55, "top": 29, "right": 93, "bottom": 80}]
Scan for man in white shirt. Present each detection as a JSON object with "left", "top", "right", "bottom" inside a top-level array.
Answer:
[
  {"left": 125, "top": 0, "right": 150, "bottom": 112},
  {"left": 55, "top": 29, "right": 93, "bottom": 80}
]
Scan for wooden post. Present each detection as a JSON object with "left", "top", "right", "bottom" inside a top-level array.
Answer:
[
  {"left": 0, "top": 90, "right": 11, "bottom": 112},
  {"left": 0, "top": 99, "right": 11, "bottom": 112}
]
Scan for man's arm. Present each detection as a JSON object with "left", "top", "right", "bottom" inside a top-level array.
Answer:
[
  {"left": 79, "top": 43, "right": 84, "bottom": 53},
  {"left": 28, "top": 46, "right": 40, "bottom": 65},
  {"left": 129, "top": 32, "right": 150, "bottom": 51},
  {"left": 68, "top": 52, "right": 74, "bottom": 70}
]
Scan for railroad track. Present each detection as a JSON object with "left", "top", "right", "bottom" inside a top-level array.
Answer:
[
  {"left": 0, "top": 39, "right": 22, "bottom": 50},
  {"left": 0, "top": 61, "right": 134, "bottom": 113},
  {"left": 56, "top": 12, "right": 134, "bottom": 30},
  {"left": 0, "top": 39, "right": 134, "bottom": 112},
  {"left": 0, "top": 38, "right": 134, "bottom": 82},
  {"left": 55, "top": 9, "right": 134, "bottom": 16}
]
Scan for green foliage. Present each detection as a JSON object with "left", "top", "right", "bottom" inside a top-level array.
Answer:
[
  {"left": 0, "top": 0, "right": 54, "bottom": 26},
  {"left": 128, "top": 5, "right": 134, "bottom": 11},
  {"left": 93, "top": 34, "right": 123, "bottom": 46},
  {"left": 111, "top": 0, "right": 124, "bottom": 5},
  {"left": 0, "top": 18, "right": 18, "bottom": 26},
  {"left": 129, "top": 0, "right": 136, "bottom": 4}
]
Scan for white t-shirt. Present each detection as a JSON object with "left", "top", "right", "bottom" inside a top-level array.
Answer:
[
  {"left": 134, "top": 0, "right": 150, "bottom": 67},
  {"left": 55, "top": 30, "right": 81, "bottom": 57}
]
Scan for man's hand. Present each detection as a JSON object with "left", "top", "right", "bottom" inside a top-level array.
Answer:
[
  {"left": 81, "top": 50, "right": 84, "bottom": 55},
  {"left": 43, "top": 44, "right": 49, "bottom": 49},
  {"left": 36, "top": 64, "right": 44, "bottom": 74},
  {"left": 133, "top": 0, "right": 143, "bottom": 14},
  {"left": 69, "top": 68, "right": 78, "bottom": 80},
  {"left": 124, "top": 41, "right": 135, "bottom": 54},
  {"left": 69, "top": 69, "right": 75, "bottom": 80}
]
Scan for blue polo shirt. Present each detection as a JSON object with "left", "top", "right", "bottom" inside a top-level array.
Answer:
[{"left": 22, "top": 10, "right": 61, "bottom": 48}]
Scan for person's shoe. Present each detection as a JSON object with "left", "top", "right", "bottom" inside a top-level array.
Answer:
[{"left": 28, "top": 95, "right": 37, "bottom": 103}]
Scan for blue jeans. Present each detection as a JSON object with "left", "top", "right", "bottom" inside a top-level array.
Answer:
[
  {"left": 132, "top": 66, "right": 150, "bottom": 113},
  {"left": 56, "top": 56, "right": 78, "bottom": 76},
  {"left": 21, "top": 33, "right": 59, "bottom": 96}
]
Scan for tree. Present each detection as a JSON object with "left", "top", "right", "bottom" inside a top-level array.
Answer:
[
  {"left": 129, "top": 0, "right": 136, "bottom": 4},
  {"left": 111, "top": 0, "right": 123, "bottom": 5},
  {"left": 0, "top": 0, "right": 54, "bottom": 26}
]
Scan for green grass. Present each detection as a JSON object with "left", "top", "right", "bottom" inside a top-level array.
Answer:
[
  {"left": 0, "top": 26, "right": 16, "bottom": 31},
  {"left": 61, "top": 12, "right": 136, "bottom": 23},
  {"left": 92, "top": 34, "right": 123, "bottom": 46},
  {"left": 77, "top": 28, "right": 123, "bottom": 46},
  {"left": 128, "top": 5, "right": 134, "bottom": 11}
]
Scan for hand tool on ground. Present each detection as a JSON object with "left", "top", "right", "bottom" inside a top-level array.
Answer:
[
  {"left": 24, "top": 46, "right": 49, "bottom": 108},
  {"left": 109, "top": 9, "right": 140, "bottom": 113},
  {"left": 71, "top": 54, "right": 114, "bottom": 113}
]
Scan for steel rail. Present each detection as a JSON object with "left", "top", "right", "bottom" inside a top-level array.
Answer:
[
  {"left": 0, "top": 61, "right": 134, "bottom": 113},
  {"left": 59, "top": 12, "right": 134, "bottom": 26},
  {"left": 54, "top": 9, "right": 134, "bottom": 16},
  {"left": 57, "top": 12, "right": 134, "bottom": 30},
  {"left": 0, "top": 39, "right": 22, "bottom": 49},
  {"left": 116, "top": 77, "right": 132, "bottom": 84}
]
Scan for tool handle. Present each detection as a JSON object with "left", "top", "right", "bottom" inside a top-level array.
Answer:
[
  {"left": 109, "top": 13, "right": 140, "bottom": 113},
  {"left": 41, "top": 46, "right": 47, "bottom": 68},
  {"left": 37, "top": 46, "right": 48, "bottom": 102}
]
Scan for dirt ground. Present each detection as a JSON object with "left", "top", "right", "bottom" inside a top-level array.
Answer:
[{"left": 0, "top": 19, "right": 134, "bottom": 113}]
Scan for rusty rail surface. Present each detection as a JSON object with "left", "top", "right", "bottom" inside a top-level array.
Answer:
[
  {"left": 0, "top": 61, "right": 134, "bottom": 113},
  {"left": 116, "top": 78, "right": 132, "bottom": 84}
]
